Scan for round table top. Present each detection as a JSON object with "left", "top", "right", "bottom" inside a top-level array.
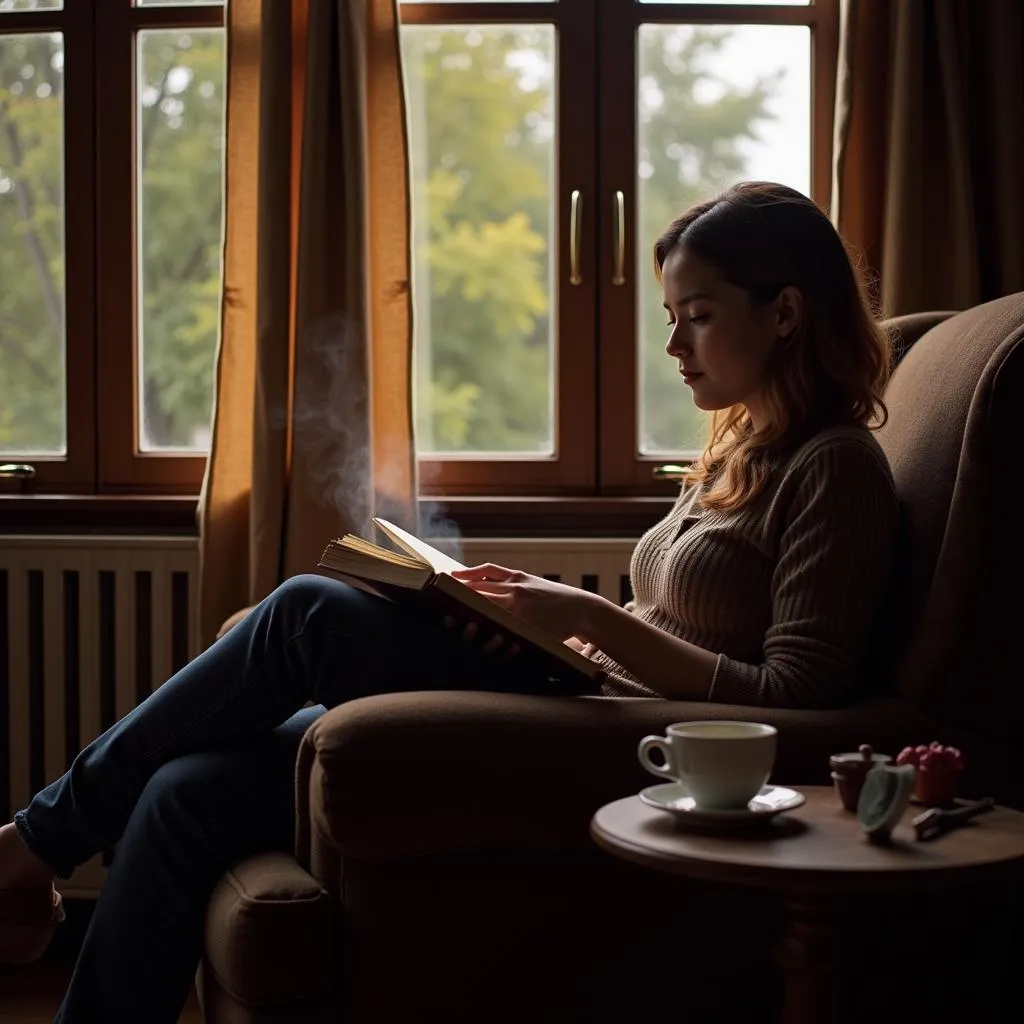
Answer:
[{"left": 590, "top": 786, "right": 1024, "bottom": 892}]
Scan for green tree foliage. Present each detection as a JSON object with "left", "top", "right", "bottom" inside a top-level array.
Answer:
[
  {"left": 0, "top": 21, "right": 223, "bottom": 455},
  {"left": 0, "top": 30, "right": 64, "bottom": 453},
  {"left": 403, "top": 27, "right": 555, "bottom": 453},
  {"left": 137, "top": 29, "right": 224, "bottom": 450}
]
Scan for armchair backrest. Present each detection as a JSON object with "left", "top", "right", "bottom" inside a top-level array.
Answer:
[{"left": 876, "top": 294, "right": 1024, "bottom": 745}]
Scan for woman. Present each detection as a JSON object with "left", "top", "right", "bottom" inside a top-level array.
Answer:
[{"left": 0, "top": 181, "right": 898, "bottom": 1021}]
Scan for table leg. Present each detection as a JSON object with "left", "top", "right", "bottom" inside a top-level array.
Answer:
[{"left": 777, "top": 892, "right": 843, "bottom": 1024}]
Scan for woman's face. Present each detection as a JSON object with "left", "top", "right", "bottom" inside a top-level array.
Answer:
[{"left": 660, "top": 245, "right": 800, "bottom": 431}]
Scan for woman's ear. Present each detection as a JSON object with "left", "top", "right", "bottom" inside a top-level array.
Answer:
[{"left": 775, "top": 286, "right": 803, "bottom": 340}]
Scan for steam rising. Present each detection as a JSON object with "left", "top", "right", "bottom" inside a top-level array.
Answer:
[{"left": 291, "top": 313, "right": 464, "bottom": 561}]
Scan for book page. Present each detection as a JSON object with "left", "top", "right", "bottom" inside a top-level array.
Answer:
[{"left": 373, "top": 518, "right": 466, "bottom": 575}]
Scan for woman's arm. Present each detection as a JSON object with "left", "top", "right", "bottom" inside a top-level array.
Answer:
[
  {"left": 706, "top": 439, "right": 899, "bottom": 708},
  {"left": 576, "top": 600, "right": 718, "bottom": 700}
]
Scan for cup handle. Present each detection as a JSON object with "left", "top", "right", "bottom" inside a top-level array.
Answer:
[{"left": 637, "top": 735, "right": 676, "bottom": 780}]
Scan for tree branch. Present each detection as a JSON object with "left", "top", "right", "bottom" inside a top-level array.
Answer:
[
  {"left": 139, "top": 65, "right": 173, "bottom": 174},
  {"left": 177, "top": 236, "right": 209, "bottom": 282},
  {"left": 0, "top": 100, "right": 63, "bottom": 340}
]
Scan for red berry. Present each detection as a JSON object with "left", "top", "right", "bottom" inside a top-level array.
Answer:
[
  {"left": 915, "top": 745, "right": 929, "bottom": 757},
  {"left": 897, "top": 747, "right": 915, "bottom": 766}
]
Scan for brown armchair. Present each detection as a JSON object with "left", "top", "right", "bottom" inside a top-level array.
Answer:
[{"left": 196, "top": 295, "right": 1024, "bottom": 1023}]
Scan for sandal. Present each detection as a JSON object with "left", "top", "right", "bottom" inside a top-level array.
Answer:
[{"left": 0, "top": 886, "right": 66, "bottom": 964}]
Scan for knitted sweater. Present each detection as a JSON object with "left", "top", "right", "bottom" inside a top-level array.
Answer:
[{"left": 585, "top": 425, "right": 900, "bottom": 707}]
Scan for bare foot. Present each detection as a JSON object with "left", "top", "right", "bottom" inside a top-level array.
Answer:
[{"left": 0, "top": 822, "right": 55, "bottom": 889}]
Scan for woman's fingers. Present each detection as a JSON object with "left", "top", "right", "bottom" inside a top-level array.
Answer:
[
  {"left": 441, "top": 615, "right": 518, "bottom": 657},
  {"left": 451, "top": 563, "right": 516, "bottom": 583},
  {"left": 441, "top": 616, "right": 478, "bottom": 641}
]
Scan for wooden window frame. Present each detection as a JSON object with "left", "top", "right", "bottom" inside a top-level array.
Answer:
[{"left": 1, "top": 0, "right": 837, "bottom": 511}]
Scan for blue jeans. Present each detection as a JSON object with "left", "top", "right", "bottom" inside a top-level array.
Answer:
[{"left": 13, "top": 575, "right": 562, "bottom": 1023}]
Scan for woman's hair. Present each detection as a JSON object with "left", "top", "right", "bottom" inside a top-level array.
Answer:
[{"left": 654, "top": 181, "right": 890, "bottom": 512}]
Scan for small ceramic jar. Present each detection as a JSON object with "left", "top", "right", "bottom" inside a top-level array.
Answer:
[{"left": 830, "top": 744, "right": 893, "bottom": 812}]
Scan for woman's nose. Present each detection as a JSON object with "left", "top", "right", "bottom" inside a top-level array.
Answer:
[{"left": 665, "top": 324, "right": 689, "bottom": 358}]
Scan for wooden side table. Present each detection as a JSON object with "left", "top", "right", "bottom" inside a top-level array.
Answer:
[{"left": 591, "top": 786, "right": 1024, "bottom": 1024}]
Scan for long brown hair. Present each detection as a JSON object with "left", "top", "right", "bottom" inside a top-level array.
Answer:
[{"left": 654, "top": 181, "right": 890, "bottom": 512}]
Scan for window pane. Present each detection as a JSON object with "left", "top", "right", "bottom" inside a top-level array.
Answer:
[
  {"left": 137, "top": 28, "right": 225, "bottom": 452},
  {"left": 0, "top": 32, "right": 65, "bottom": 456},
  {"left": 0, "top": 2, "right": 63, "bottom": 12},
  {"left": 403, "top": 25, "right": 555, "bottom": 456},
  {"left": 637, "top": 23, "right": 810, "bottom": 455},
  {"left": 640, "top": 1, "right": 809, "bottom": 6}
]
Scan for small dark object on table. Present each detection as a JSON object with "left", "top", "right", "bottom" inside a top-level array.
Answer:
[
  {"left": 912, "top": 797, "right": 995, "bottom": 841},
  {"left": 830, "top": 743, "right": 893, "bottom": 812}
]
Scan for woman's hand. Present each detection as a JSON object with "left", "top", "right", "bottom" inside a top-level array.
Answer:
[
  {"left": 450, "top": 563, "right": 603, "bottom": 642},
  {"left": 440, "top": 616, "right": 523, "bottom": 658}
]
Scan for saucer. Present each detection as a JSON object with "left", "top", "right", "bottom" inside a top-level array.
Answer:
[{"left": 639, "top": 783, "right": 806, "bottom": 829}]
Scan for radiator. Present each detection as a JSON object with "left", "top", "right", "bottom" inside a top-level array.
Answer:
[
  {"left": 0, "top": 534, "right": 633, "bottom": 897},
  {"left": 0, "top": 536, "right": 200, "bottom": 896}
]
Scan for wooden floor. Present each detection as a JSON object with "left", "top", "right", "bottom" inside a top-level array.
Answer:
[{"left": 0, "top": 959, "right": 204, "bottom": 1023}]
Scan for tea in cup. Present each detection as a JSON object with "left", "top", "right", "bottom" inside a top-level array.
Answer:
[{"left": 637, "top": 721, "right": 777, "bottom": 811}]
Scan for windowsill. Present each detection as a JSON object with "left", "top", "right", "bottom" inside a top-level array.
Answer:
[{"left": 0, "top": 493, "right": 671, "bottom": 537}]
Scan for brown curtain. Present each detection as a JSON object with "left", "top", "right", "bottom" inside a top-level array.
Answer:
[
  {"left": 198, "top": 0, "right": 417, "bottom": 649},
  {"left": 832, "top": 0, "right": 1024, "bottom": 315}
]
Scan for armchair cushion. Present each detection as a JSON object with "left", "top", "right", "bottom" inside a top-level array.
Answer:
[
  {"left": 296, "top": 690, "right": 931, "bottom": 864},
  {"left": 203, "top": 852, "right": 334, "bottom": 1006}
]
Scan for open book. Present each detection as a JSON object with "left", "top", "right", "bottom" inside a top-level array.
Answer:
[{"left": 317, "top": 518, "right": 605, "bottom": 694}]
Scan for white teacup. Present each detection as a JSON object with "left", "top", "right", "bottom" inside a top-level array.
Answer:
[{"left": 637, "top": 721, "right": 778, "bottom": 811}]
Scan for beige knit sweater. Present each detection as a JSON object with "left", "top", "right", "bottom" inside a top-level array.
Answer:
[{"left": 585, "top": 425, "right": 900, "bottom": 707}]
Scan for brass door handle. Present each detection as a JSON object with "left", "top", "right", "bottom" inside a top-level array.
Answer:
[
  {"left": 569, "top": 189, "right": 583, "bottom": 286},
  {"left": 612, "top": 190, "right": 626, "bottom": 286},
  {"left": 652, "top": 463, "right": 690, "bottom": 482}
]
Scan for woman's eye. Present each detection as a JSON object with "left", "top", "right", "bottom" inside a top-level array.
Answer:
[
  {"left": 688, "top": 314, "right": 710, "bottom": 325},
  {"left": 665, "top": 320, "right": 676, "bottom": 328}
]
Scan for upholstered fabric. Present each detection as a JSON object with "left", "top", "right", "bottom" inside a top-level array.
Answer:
[
  {"left": 201, "top": 853, "right": 334, "bottom": 1007},
  {"left": 299, "top": 690, "right": 926, "bottom": 864},
  {"left": 876, "top": 293, "right": 1024, "bottom": 742}
]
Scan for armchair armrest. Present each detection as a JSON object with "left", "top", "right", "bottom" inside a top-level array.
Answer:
[{"left": 295, "top": 690, "right": 929, "bottom": 863}]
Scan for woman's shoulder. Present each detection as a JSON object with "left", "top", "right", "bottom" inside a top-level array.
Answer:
[
  {"left": 766, "top": 425, "right": 897, "bottom": 524},
  {"left": 785, "top": 424, "right": 894, "bottom": 487}
]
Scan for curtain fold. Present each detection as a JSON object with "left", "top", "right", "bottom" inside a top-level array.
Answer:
[
  {"left": 832, "top": 0, "right": 1024, "bottom": 315},
  {"left": 198, "top": 0, "right": 416, "bottom": 649}
]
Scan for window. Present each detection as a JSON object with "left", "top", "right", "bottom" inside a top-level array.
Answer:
[
  {"left": 0, "top": 0, "right": 224, "bottom": 494},
  {"left": 0, "top": 0, "right": 836, "bottom": 501},
  {"left": 404, "top": 0, "right": 836, "bottom": 497}
]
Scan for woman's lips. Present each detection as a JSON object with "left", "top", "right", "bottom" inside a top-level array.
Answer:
[{"left": 680, "top": 370, "right": 704, "bottom": 384}]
